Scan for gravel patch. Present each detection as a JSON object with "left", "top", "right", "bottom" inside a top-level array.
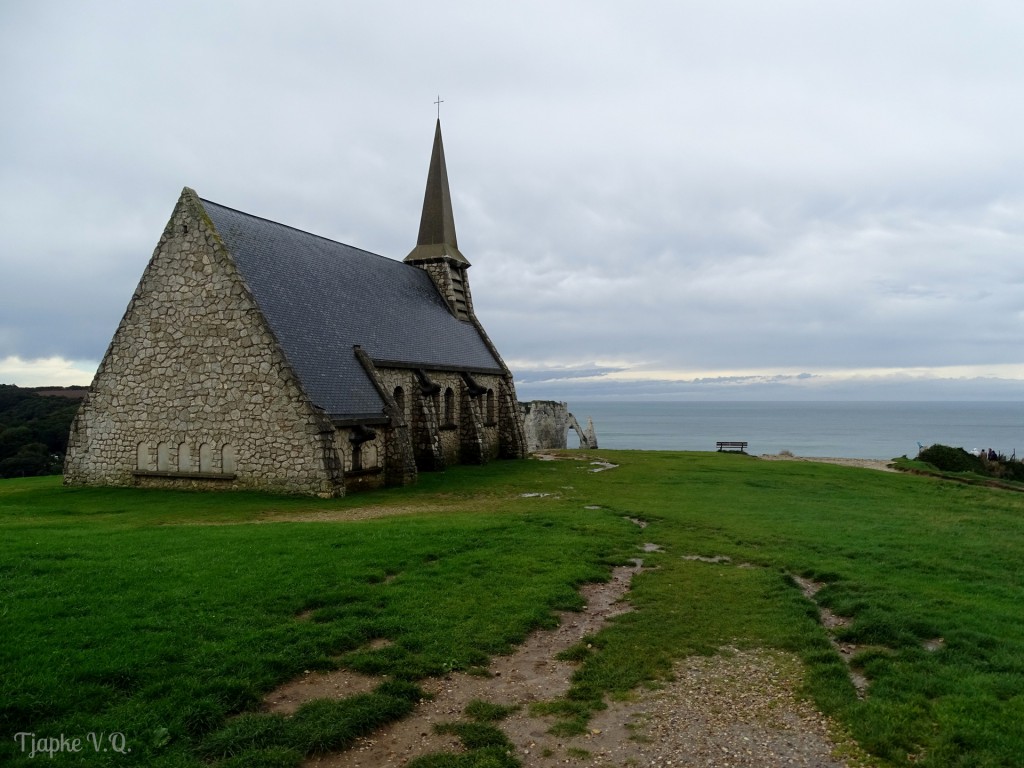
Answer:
[
  {"left": 585, "top": 648, "right": 860, "bottom": 768},
  {"left": 760, "top": 455, "right": 897, "bottom": 472},
  {"left": 499, "top": 647, "right": 869, "bottom": 767}
]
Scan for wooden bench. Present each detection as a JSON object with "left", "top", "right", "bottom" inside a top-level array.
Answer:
[{"left": 716, "top": 441, "right": 748, "bottom": 453}]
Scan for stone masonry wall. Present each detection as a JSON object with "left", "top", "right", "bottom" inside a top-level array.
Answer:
[
  {"left": 499, "top": 381, "right": 528, "bottom": 458},
  {"left": 64, "top": 189, "right": 342, "bottom": 496},
  {"left": 374, "top": 367, "right": 504, "bottom": 468},
  {"left": 416, "top": 260, "right": 475, "bottom": 318}
]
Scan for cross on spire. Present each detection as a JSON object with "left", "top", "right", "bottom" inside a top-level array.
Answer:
[{"left": 434, "top": 94, "right": 444, "bottom": 119}]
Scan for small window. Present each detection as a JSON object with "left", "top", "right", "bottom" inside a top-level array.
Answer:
[
  {"left": 199, "top": 443, "right": 213, "bottom": 473},
  {"left": 444, "top": 387, "right": 455, "bottom": 425},
  {"left": 486, "top": 389, "right": 496, "bottom": 423},
  {"left": 157, "top": 442, "right": 170, "bottom": 471},
  {"left": 393, "top": 386, "right": 406, "bottom": 418},
  {"left": 137, "top": 443, "right": 151, "bottom": 471},
  {"left": 222, "top": 444, "right": 236, "bottom": 474},
  {"left": 352, "top": 442, "right": 363, "bottom": 471},
  {"left": 178, "top": 442, "right": 191, "bottom": 472}
]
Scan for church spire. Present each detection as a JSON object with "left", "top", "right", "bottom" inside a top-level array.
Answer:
[{"left": 405, "top": 119, "right": 470, "bottom": 266}]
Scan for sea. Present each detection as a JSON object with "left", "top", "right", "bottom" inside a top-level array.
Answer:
[{"left": 563, "top": 401, "right": 1024, "bottom": 460}]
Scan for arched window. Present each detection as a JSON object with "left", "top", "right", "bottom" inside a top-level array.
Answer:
[
  {"left": 199, "top": 443, "right": 213, "bottom": 473},
  {"left": 486, "top": 389, "right": 496, "bottom": 424},
  {"left": 177, "top": 442, "right": 191, "bottom": 472},
  {"left": 156, "top": 442, "right": 170, "bottom": 471},
  {"left": 349, "top": 426, "right": 377, "bottom": 472},
  {"left": 393, "top": 386, "right": 405, "bottom": 419},
  {"left": 221, "top": 444, "right": 236, "bottom": 474},
  {"left": 137, "top": 443, "right": 151, "bottom": 471},
  {"left": 444, "top": 387, "right": 455, "bottom": 425}
]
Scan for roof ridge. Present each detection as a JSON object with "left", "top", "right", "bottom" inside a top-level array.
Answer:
[{"left": 199, "top": 197, "right": 400, "bottom": 266}]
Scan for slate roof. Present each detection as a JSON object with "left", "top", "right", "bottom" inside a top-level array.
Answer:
[{"left": 201, "top": 199, "right": 503, "bottom": 422}]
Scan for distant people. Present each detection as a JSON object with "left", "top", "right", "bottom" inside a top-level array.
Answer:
[{"left": 989, "top": 448, "right": 998, "bottom": 461}]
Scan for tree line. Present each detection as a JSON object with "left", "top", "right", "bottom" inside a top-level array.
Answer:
[{"left": 0, "top": 385, "right": 86, "bottom": 478}]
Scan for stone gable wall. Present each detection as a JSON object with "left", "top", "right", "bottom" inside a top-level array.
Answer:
[{"left": 64, "top": 190, "right": 342, "bottom": 496}]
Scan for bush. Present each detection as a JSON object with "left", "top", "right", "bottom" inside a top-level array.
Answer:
[
  {"left": 917, "top": 443, "right": 1024, "bottom": 484},
  {"left": 917, "top": 444, "right": 985, "bottom": 474},
  {"left": 0, "top": 386, "right": 83, "bottom": 476},
  {"left": 0, "top": 454, "right": 60, "bottom": 478},
  {"left": 999, "top": 460, "right": 1024, "bottom": 482}
]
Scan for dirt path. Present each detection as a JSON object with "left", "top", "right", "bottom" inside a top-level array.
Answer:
[
  {"left": 276, "top": 559, "right": 861, "bottom": 768},
  {"left": 302, "top": 562, "right": 642, "bottom": 767}
]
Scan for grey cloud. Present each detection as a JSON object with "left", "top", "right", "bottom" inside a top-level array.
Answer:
[
  {"left": 515, "top": 373, "right": 1024, "bottom": 403},
  {"left": 514, "top": 365, "right": 625, "bottom": 384},
  {"left": 3, "top": 1, "right": 1024, "bottom": 397}
]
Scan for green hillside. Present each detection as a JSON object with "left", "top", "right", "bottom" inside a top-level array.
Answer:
[{"left": 2, "top": 451, "right": 1022, "bottom": 767}]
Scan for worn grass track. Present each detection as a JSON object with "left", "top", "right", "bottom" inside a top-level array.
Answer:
[{"left": 2, "top": 451, "right": 1022, "bottom": 767}]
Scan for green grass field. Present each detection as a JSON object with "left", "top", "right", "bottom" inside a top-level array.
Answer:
[{"left": 2, "top": 452, "right": 1022, "bottom": 767}]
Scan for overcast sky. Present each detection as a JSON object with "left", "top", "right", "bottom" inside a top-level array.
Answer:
[{"left": 2, "top": 1, "right": 1023, "bottom": 400}]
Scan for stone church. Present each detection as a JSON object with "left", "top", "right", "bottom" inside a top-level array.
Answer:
[{"left": 64, "top": 121, "right": 527, "bottom": 496}]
